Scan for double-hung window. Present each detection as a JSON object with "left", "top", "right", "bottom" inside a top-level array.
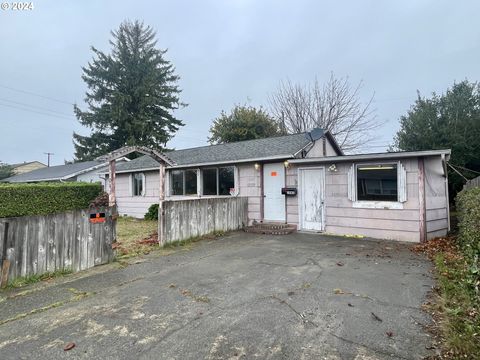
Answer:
[{"left": 132, "top": 173, "right": 145, "bottom": 196}]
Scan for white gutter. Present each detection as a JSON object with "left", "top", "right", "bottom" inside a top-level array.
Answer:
[{"left": 289, "top": 149, "right": 451, "bottom": 164}]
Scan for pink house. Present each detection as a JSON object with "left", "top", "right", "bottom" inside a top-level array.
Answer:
[{"left": 106, "top": 129, "right": 450, "bottom": 243}]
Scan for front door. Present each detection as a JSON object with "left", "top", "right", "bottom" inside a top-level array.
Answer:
[
  {"left": 263, "top": 163, "right": 285, "bottom": 222},
  {"left": 300, "top": 168, "right": 325, "bottom": 231}
]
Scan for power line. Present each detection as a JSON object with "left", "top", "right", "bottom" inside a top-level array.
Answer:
[
  {"left": 0, "top": 101, "right": 75, "bottom": 121},
  {"left": 0, "top": 84, "right": 73, "bottom": 105},
  {"left": 0, "top": 97, "right": 75, "bottom": 117}
]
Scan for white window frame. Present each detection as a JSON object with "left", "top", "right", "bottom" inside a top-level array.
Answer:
[
  {"left": 130, "top": 172, "right": 146, "bottom": 197},
  {"left": 168, "top": 166, "right": 238, "bottom": 198},
  {"left": 170, "top": 169, "right": 199, "bottom": 196},
  {"left": 348, "top": 161, "right": 407, "bottom": 209}
]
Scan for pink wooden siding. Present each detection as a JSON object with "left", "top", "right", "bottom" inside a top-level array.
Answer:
[
  {"left": 424, "top": 157, "right": 449, "bottom": 239},
  {"left": 237, "top": 164, "right": 262, "bottom": 224},
  {"left": 115, "top": 171, "right": 159, "bottom": 218},
  {"left": 287, "top": 159, "right": 423, "bottom": 242}
]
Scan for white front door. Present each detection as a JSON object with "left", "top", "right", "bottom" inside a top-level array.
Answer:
[
  {"left": 300, "top": 168, "right": 325, "bottom": 231},
  {"left": 263, "top": 163, "right": 285, "bottom": 221}
]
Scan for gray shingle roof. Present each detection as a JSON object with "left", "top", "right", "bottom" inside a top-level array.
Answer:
[
  {"left": 168, "top": 133, "right": 311, "bottom": 166},
  {"left": 2, "top": 161, "right": 103, "bottom": 183},
  {"left": 114, "top": 155, "right": 161, "bottom": 172},
  {"left": 112, "top": 133, "right": 312, "bottom": 172}
]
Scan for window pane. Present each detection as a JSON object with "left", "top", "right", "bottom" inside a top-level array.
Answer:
[
  {"left": 171, "top": 170, "right": 184, "bottom": 196},
  {"left": 185, "top": 170, "right": 197, "bottom": 195},
  {"left": 203, "top": 169, "right": 217, "bottom": 195},
  {"left": 218, "top": 167, "right": 234, "bottom": 195},
  {"left": 133, "top": 173, "right": 143, "bottom": 196},
  {"left": 357, "top": 164, "right": 397, "bottom": 201}
]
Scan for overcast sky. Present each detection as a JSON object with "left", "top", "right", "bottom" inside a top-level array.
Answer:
[{"left": 0, "top": 0, "right": 479, "bottom": 165}]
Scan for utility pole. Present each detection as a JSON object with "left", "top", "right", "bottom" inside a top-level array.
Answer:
[{"left": 44, "top": 152, "right": 54, "bottom": 167}]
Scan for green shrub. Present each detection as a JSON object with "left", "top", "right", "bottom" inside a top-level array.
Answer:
[
  {"left": 144, "top": 203, "right": 159, "bottom": 220},
  {"left": 0, "top": 182, "right": 103, "bottom": 218},
  {"left": 455, "top": 187, "right": 480, "bottom": 296}
]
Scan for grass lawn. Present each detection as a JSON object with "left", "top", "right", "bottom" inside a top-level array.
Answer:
[{"left": 115, "top": 217, "right": 159, "bottom": 259}]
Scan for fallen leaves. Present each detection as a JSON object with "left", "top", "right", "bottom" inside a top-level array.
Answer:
[{"left": 411, "top": 236, "right": 461, "bottom": 262}]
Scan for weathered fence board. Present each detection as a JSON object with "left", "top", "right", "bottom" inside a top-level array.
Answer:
[
  {"left": 0, "top": 207, "right": 116, "bottom": 284},
  {"left": 161, "top": 197, "right": 248, "bottom": 244},
  {"left": 464, "top": 175, "right": 480, "bottom": 190}
]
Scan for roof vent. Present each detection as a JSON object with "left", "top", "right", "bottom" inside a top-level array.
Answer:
[{"left": 306, "top": 128, "right": 325, "bottom": 141}]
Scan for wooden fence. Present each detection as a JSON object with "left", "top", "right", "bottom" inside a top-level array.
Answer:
[
  {"left": 464, "top": 175, "right": 480, "bottom": 190},
  {"left": 161, "top": 197, "right": 248, "bottom": 244},
  {"left": 0, "top": 207, "right": 116, "bottom": 285}
]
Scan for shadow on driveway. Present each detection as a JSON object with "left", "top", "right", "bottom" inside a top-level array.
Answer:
[{"left": 0, "top": 232, "right": 434, "bottom": 359}]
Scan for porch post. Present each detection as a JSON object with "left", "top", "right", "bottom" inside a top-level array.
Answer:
[
  {"left": 158, "top": 163, "right": 166, "bottom": 245},
  {"left": 108, "top": 159, "right": 116, "bottom": 207},
  {"left": 418, "top": 157, "right": 427, "bottom": 243}
]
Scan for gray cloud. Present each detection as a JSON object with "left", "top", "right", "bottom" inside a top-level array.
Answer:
[{"left": 1, "top": 0, "right": 479, "bottom": 164}]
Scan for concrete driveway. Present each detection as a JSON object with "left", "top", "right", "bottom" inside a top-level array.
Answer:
[{"left": 0, "top": 232, "right": 434, "bottom": 359}]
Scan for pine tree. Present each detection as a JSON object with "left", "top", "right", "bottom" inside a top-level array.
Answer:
[{"left": 73, "top": 20, "right": 184, "bottom": 161}]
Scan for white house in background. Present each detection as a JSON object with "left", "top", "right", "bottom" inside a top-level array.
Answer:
[
  {"left": 105, "top": 129, "right": 451, "bottom": 243},
  {"left": 2, "top": 158, "right": 128, "bottom": 186}
]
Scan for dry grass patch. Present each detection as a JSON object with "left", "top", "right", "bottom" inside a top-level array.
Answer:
[{"left": 115, "top": 217, "right": 158, "bottom": 259}]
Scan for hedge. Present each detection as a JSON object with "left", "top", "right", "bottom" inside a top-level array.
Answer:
[
  {"left": 456, "top": 187, "right": 480, "bottom": 296},
  {"left": 0, "top": 182, "right": 103, "bottom": 218}
]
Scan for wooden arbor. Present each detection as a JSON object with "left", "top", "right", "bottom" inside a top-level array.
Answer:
[{"left": 98, "top": 146, "right": 174, "bottom": 244}]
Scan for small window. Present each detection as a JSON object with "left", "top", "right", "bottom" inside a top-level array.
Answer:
[
  {"left": 218, "top": 167, "right": 235, "bottom": 195},
  {"left": 202, "top": 169, "right": 217, "bottom": 195},
  {"left": 357, "top": 164, "right": 397, "bottom": 202},
  {"left": 132, "top": 173, "right": 144, "bottom": 196},
  {"left": 171, "top": 170, "right": 184, "bottom": 196}
]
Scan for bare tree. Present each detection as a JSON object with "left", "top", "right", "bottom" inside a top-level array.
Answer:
[{"left": 269, "top": 73, "right": 381, "bottom": 152}]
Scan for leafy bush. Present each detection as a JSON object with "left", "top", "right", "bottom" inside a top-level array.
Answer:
[
  {"left": 456, "top": 187, "right": 480, "bottom": 296},
  {"left": 0, "top": 182, "right": 103, "bottom": 218},
  {"left": 144, "top": 203, "right": 159, "bottom": 220}
]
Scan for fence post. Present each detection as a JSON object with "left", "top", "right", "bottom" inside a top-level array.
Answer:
[
  {"left": 1, "top": 222, "right": 10, "bottom": 288},
  {"left": 158, "top": 164, "right": 166, "bottom": 245}
]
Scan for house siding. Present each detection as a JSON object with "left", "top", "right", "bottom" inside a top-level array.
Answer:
[
  {"left": 237, "top": 163, "right": 262, "bottom": 224},
  {"left": 115, "top": 170, "right": 159, "bottom": 218},
  {"left": 288, "top": 158, "right": 423, "bottom": 242},
  {"left": 424, "top": 156, "right": 449, "bottom": 239}
]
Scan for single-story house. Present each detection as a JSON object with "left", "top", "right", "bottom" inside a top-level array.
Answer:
[
  {"left": 10, "top": 161, "right": 46, "bottom": 175},
  {"left": 2, "top": 158, "right": 127, "bottom": 185},
  {"left": 106, "top": 129, "right": 451, "bottom": 243}
]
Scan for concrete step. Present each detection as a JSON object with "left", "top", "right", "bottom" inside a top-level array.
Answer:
[{"left": 244, "top": 223, "right": 297, "bottom": 235}]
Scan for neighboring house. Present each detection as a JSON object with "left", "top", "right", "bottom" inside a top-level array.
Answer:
[
  {"left": 106, "top": 129, "right": 451, "bottom": 243},
  {"left": 2, "top": 158, "right": 127, "bottom": 185},
  {"left": 10, "top": 161, "right": 47, "bottom": 175}
]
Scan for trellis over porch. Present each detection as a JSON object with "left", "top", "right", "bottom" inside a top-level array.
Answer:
[{"left": 99, "top": 146, "right": 173, "bottom": 245}]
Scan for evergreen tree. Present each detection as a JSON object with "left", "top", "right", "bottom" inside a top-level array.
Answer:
[
  {"left": 392, "top": 80, "right": 480, "bottom": 195},
  {"left": 0, "top": 162, "right": 13, "bottom": 180},
  {"left": 73, "top": 20, "right": 184, "bottom": 161},
  {"left": 209, "top": 105, "right": 283, "bottom": 144}
]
